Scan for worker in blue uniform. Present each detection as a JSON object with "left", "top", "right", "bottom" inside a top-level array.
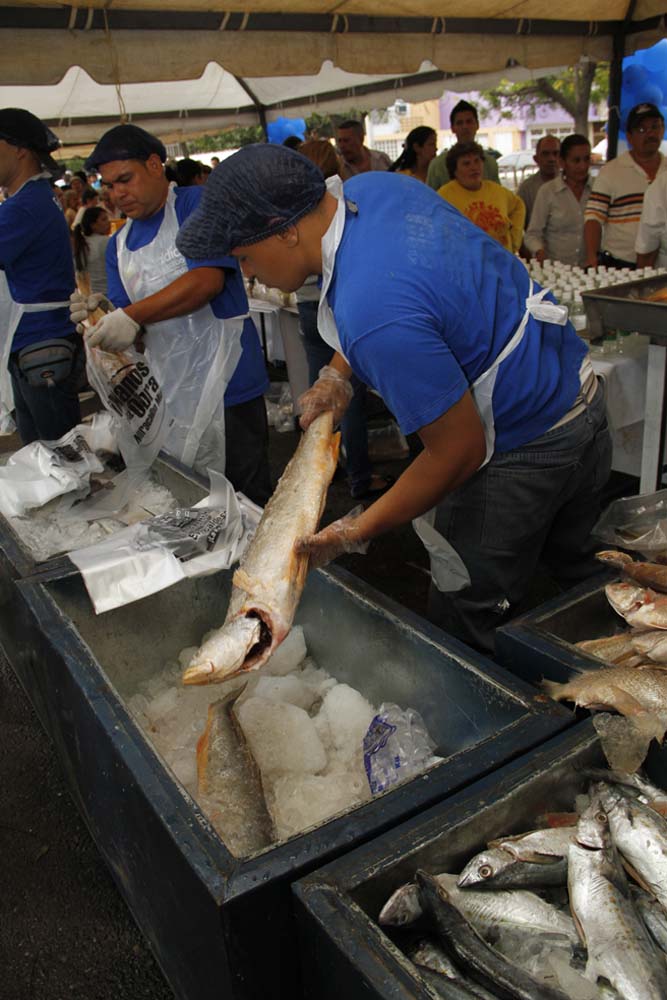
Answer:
[{"left": 176, "top": 144, "right": 612, "bottom": 653}]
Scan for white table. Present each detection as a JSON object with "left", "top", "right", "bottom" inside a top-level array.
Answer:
[
  {"left": 589, "top": 340, "right": 666, "bottom": 479},
  {"left": 248, "top": 298, "right": 310, "bottom": 416}
]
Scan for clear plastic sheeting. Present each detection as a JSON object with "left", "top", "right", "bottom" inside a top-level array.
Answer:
[{"left": 594, "top": 489, "right": 667, "bottom": 555}]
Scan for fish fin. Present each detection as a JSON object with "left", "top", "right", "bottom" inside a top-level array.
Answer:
[
  {"left": 604, "top": 685, "right": 650, "bottom": 717},
  {"left": 635, "top": 660, "right": 667, "bottom": 671},
  {"left": 621, "top": 857, "right": 654, "bottom": 895},
  {"left": 541, "top": 678, "right": 567, "bottom": 700},
  {"left": 330, "top": 430, "right": 341, "bottom": 466},
  {"left": 615, "top": 652, "right": 645, "bottom": 667}
]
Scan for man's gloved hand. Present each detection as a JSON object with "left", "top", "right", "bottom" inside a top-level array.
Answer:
[
  {"left": 69, "top": 291, "right": 113, "bottom": 332},
  {"left": 85, "top": 309, "right": 141, "bottom": 352},
  {"left": 298, "top": 364, "right": 353, "bottom": 431},
  {"left": 296, "top": 507, "right": 369, "bottom": 571}
]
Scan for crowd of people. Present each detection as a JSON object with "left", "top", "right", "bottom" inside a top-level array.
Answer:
[{"left": 0, "top": 97, "right": 665, "bottom": 651}]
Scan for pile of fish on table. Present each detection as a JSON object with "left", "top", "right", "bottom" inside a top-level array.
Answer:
[
  {"left": 379, "top": 768, "right": 667, "bottom": 999},
  {"left": 543, "top": 551, "right": 667, "bottom": 728}
]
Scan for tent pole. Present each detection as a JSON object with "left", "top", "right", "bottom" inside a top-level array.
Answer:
[
  {"left": 608, "top": 0, "right": 636, "bottom": 161},
  {"left": 234, "top": 76, "right": 268, "bottom": 139}
]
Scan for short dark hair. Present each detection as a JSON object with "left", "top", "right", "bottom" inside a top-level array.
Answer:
[
  {"left": 450, "top": 100, "right": 478, "bottom": 129},
  {"left": 282, "top": 135, "right": 303, "bottom": 150},
  {"left": 559, "top": 133, "right": 590, "bottom": 160},
  {"left": 81, "top": 187, "right": 98, "bottom": 205},
  {"left": 535, "top": 134, "right": 560, "bottom": 154},
  {"left": 175, "top": 157, "right": 204, "bottom": 186},
  {"left": 446, "top": 140, "right": 485, "bottom": 180},
  {"left": 337, "top": 120, "right": 364, "bottom": 138}
]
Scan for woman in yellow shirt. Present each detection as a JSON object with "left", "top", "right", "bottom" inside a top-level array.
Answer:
[
  {"left": 389, "top": 126, "right": 437, "bottom": 184},
  {"left": 438, "top": 141, "right": 525, "bottom": 252}
]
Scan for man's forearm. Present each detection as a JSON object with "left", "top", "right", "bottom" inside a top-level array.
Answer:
[
  {"left": 124, "top": 267, "right": 225, "bottom": 326},
  {"left": 636, "top": 249, "right": 658, "bottom": 268},
  {"left": 327, "top": 350, "right": 353, "bottom": 380},
  {"left": 584, "top": 220, "right": 602, "bottom": 267}
]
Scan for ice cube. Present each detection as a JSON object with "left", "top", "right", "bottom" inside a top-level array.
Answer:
[
  {"left": 300, "top": 661, "right": 336, "bottom": 700},
  {"left": 236, "top": 697, "right": 327, "bottom": 775},
  {"left": 318, "top": 684, "right": 375, "bottom": 756},
  {"left": 248, "top": 674, "right": 315, "bottom": 711},
  {"left": 263, "top": 627, "right": 307, "bottom": 676},
  {"left": 270, "top": 771, "right": 363, "bottom": 839},
  {"left": 593, "top": 711, "right": 665, "bottom": 773},
  {"left": 169, "top": 755, "right": 198, "bottom": 790},
  {"left": 145, "top": 685, "right": 179, "bottom": 723}
]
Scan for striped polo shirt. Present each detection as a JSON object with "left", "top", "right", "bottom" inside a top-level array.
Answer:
[{"left": 584, "top": 150, "right": 667, "bottom": 262}]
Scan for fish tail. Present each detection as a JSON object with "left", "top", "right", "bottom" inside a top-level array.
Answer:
[{"left": 541, "top": 678, "right": 566, "bottom": 700}]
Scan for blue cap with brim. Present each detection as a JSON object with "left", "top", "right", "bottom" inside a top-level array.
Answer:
[
  {"left": 85, "top": 124, "right": 166, "bottom": 171},
  {"left": 175, "top": 143, "right": 327, "bottom": 259}
]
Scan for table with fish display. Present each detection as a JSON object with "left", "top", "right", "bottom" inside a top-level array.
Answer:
[{"left": 293, "top": 719, "right": 667, "bottom": 1000}]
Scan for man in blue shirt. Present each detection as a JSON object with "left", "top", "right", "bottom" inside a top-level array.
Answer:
[
  {"left": 176, "top": 144, "right": 611, "bottom": 653},
  {"left": 0, "top": 108, "right": 84, "bottom": 443},
  {"left": 70, "top": 125, "right": 271, "bottom": 505}
]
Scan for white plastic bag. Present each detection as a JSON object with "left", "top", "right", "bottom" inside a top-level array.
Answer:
[
  {"left": 66, "top": 344, "right": 169, "bottom": 520},
  {"left": 0, "top": 427, "right": 104, "bottom": 518},
  {"left": 69, "top": 471, "right": 262, "bottom": 613},
  {"left": 593, "top": 490, "right": 667, "bottom": 555},
  {"left": 363, "top": 702, "right": 439, "bottom": 795}
]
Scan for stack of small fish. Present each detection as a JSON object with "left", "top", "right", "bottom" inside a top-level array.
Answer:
[
  {"left": 543, "top": 551, "right": 667, "bottom": 722},
  {"left": 379, "top": 768, "right": 667, "bottom": 999}
]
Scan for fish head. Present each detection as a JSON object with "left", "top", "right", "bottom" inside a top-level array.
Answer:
[
  {"left": 456, "top": 847, "right": 515, "bottom": 889},
  {"left": 576, "top": 788, "right": 611, "bottom": 850},
  {"left": 605, "top": 582, "right": 646, "bottom": 615},
  {"left": 596, "top": 550, "right": 634, "bottom": 568},
  {"left": 377, "top": 882, "right": 421, "bottom": 926}
]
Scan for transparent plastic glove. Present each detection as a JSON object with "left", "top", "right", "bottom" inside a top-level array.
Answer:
[
  {"left": 69, "top": 291, "right": 113, "bottom": 332},
  {"left": 296, "top": 506, "right": 369, "bottom": 570},
  {"left": 85, "top": 309, "right": 141, "bottom": 352},
  {"left": 298, "top": 364, "right": 353, "bottom": 430}
]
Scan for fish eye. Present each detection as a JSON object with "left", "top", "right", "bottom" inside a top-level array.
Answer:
[
  {"left": 595, "top": 811, "right": 607, "bottom": 823},
  {"left": 479, "top": 864, "right": 494, "bottom": 879}
]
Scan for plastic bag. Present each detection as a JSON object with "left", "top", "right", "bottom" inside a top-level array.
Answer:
[
  {"left": 363, "top": 703, "right": 439, "bottom": 795},
  {"left": 66, "top": 344, "right": 169, "bottom": 520},
  {"left": 0, "top": 427, "right": 104, "bottom": 518},
  {"left": 367, "top": 420, "right": 409, "bottom": 461},
  {"left": 593, "top": 490, "right": 667, "bottom": 555},
  {"left": 265, "top": 383, "right": 294, "bottom": 433}
]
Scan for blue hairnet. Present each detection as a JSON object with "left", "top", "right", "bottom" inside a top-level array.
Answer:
[
  {"left": 85, "top": 124, "right": 166, "bottom": 171},
  {"left": 176, "top": 143, "right": 327, "bottom": 259}
]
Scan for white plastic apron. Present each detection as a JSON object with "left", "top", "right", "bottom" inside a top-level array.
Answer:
[
  {"left": 316, "top": 176, "right": 569, "bottom": 590},
  {"left": 115, "top": 185, "right": 244, "bottom": 475},
  {"left": 0, "top": 268, "right": 70, "bottom": 434}
]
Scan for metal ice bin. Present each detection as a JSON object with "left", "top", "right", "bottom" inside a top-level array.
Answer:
[
  {"left": 14, "top": 562, "right": 571, "bottom": 1000},
  {"left": 0, "top": 453, "right": 207, "bottom": 672},
  {"left": 582, "top": 275, "right": 667, "bottom": 340},
  {"left": 495, "top": 572, "right": 623, "bottom": 687},
  {"left": 293, "top": 720, "right": 661, "bottom": 1000}
]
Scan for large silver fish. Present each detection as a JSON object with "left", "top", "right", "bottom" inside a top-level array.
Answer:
[
  {"left": 568, "top": 792, "right": 667, "bottom": 999},
  {"left": 379, "top": 873, "right": 578, "bottom": 942},
  {"left": 183, "top": 412, "right": 340, "bottom": 684},
  {"left": 597, "top": 782, "right": 667, "bottom": 914},
  {"left": 583, "top": 767, "right": 667, "bottom": 816},
  {"left": 606, "top": 582, "right": 667, "bottom": 629},
  {"left": 457, "top": 829, "right": 573, "bottom": 890}
]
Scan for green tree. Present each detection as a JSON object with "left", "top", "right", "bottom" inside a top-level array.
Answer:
[{"left": 478, "top": 61, "right": 609, "bottom": 136}]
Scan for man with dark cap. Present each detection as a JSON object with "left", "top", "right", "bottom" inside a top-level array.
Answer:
[
  {"left": 427, "top": 100, "right": 499, "bottom": 191},
  {"left": 585, "top": 101, "right": 666, "bottom": 269},
  {"left": 0, "top": 108, "right": 84, "bottom": 443},
  {"left": 70, "top": 124, "right": 271, "bottom": 503},
  {"left": 175, "top": 144, "right": 611, "bottom": 655}
]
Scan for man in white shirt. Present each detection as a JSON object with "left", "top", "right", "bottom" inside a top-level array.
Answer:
[
  {"left": 584, "top": 102, "right": 666, "bottom": 269},
  {"left": 636, "top": 170, "right": 667, "bottom": 268},
  {"left": 518, "top": 134, "right": 561, "bottom": 227}
]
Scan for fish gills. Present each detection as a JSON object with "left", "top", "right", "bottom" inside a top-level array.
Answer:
[
  {"left": 183, "top": 412, "right": 340, "bottom": 685},
  {"left": 196, "top": 691, "right": 274, "bottom": 854}
]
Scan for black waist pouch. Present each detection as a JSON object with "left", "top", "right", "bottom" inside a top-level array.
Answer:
[{"left": 17, "top": 337, "right": 77, "bottom": 388}]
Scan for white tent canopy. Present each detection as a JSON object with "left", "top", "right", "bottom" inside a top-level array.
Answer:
[{"left": 0, "top": 0, "right": 665, "bottom": 146}]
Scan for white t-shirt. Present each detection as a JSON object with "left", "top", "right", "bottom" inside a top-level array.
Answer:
[{"left": 635, "top": 170, "right": 667, "bottom": 267}]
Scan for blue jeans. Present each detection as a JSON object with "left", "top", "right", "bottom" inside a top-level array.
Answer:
[
  {"left": 8, "top": 334, "right": 85, "bottom": 445},
  {"left": 297, "top": 301, "right": 372, "bottom": 495},
  {"left": 427, "top": 381, "right": 613, "bottom": 654}
]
